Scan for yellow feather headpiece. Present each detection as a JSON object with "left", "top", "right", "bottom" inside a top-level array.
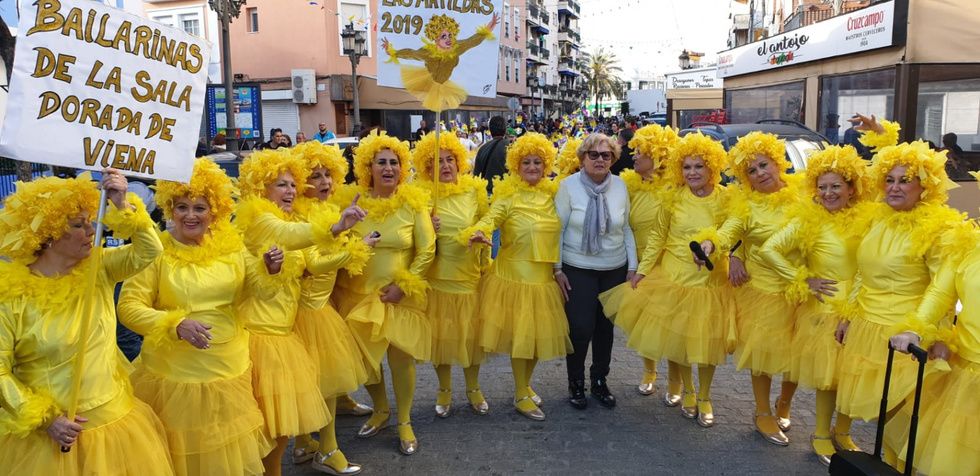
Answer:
[
  {"left": 803, "top": 145, "right": 873, "bottom": 202},
  {"left": 556, "top": 138, "right": 583, "bottom": 177},
  {"left": 668, "top": 131, "right": 728, "bottom": 188},
  {"left": 870, "top": 140, "right": 957, "bottom": 205},
  {"left": 505, "top": 132, "right": 557, "bottom": 177},
  {"left": 292, "top": 140, "right": 348, "bottom": 187},
  {"left": 629, "top": 124, "right": 680, "bottom": 167},
  {"left": 412, "top": 130, "right": 471, "bottom": 181},
  {"left": 424, "top": 14, "right": 460, "bottom": 42},
  {"left": 155, "top": 158, "right": 237, "bottom": 223},
  {"left": 353, "top": 130, "right": 413, "bottom": 188},
  {"left": 728, "top": 131, "right": 790, "bottom": 186},
  {"left": 0, "top": 173, "right": 100, "bottom": 264},
  {"left": 238, "top": 148, "right": 309, "bottom": 199}
]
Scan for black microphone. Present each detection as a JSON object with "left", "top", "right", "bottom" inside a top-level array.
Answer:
[{"left": 689, "top": 241, "right": 714, "bottom": 271}]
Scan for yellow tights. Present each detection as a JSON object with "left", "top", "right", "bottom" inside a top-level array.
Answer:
[
  {"left": 435, "top": 364, "right": 483, "bottom": 405},
  {"left": 643, "top": 359, "right": 683, "bottom": 395},
  {"left": 511, "top": 357, "right": 539, "bottom": 412}
]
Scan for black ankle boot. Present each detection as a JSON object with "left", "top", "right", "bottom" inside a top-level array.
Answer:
[
  {"left": 591, "top": 378, "right": 617, "bottom": 408},
  {"left": 568, "top": 380, "right": 588, "bottom": 410}
]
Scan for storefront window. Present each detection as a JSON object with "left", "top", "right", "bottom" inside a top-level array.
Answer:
[
  {"left": 723, "top": 81, "right": 805, "bottom": 125},
  {"left": 916, "top": 78, "right": 980, "bottom": 152},
  {"left": 819, "top": 69, "right": 896, "bottom": 146},
  {"left": 677, "top": 109, "right": 723, "bottom": 128}
]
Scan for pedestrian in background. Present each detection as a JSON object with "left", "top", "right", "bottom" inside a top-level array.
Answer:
[{"left": 313, "top": 123, "right": 336, "bottom": 143}]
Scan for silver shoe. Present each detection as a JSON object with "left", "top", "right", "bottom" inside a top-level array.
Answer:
[
  {"left": 292, "top": 445, "right": 316, "bottom": 464},
  {"left": 311, "top": 448, "right": 363, "bottom": 475},
  {"left": 467, "top": 389, "right": 490, "bottom": 415},
  {"left": 397, "top": 422, "right": 419, "bottom": 456}
]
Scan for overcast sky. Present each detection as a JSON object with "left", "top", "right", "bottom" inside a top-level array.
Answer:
[{"left": 578, "top": 0, "right": 733, "bottom": 81}]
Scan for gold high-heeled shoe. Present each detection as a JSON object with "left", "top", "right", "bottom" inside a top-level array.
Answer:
[
  {"left": 755, "top": 413, "right": 789, "bottom": 446},
  {"left": 832, "top": 430, "right": 862, "bottom": 452},
  {"left": 355, "top": 414, "right": 390, "bottom": 438},
  {"left": 775, "top": 399, "right": 792, "bottom": 432},
  {"left": 397, "top": 422, "right": 418, "bottom": 456},
  {"left": 637, "top": 382, "right": 656, "bottom": 396},
  {"left": 681, "top": 394, "right": 698, "bottom": 419},
  {"left": 467, "top": 389, "right": 489, "bottom": 415},
  {"left": 663, "top": 392, "right": 682, "bottom": 407},
  {"left": 311, "top": 448, "right": 363, "bottom": 475},
  {"left": 696, "top": 400, "right": 714, "bottom": 428},
  {"left": 528, "top": 387, "right": 542, "bottom": 406},
  {"left": 336, "top": 395, "right": 373, "bottom": 416},
  {"left": 811, "top": 435, "right": 835, "bottom": 466},
  {"left": 434, "top": 388, "right": 452, "bottom": 418},
  {"left": 514, "top": 396, "right": 545, "bottom": 421}
]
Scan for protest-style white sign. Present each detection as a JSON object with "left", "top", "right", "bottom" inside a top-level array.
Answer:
[
  {"left": 0, "top": 0, "right": 211, "bottom": 182},
  {"left": 376, "top": 0, "right": 503, "bottom": 112}
]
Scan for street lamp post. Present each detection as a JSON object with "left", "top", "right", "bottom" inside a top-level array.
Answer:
[
  {"left": 528, "top": 75, "right": 539, "bottom": 121},
  {"left": 678, "top": 50, "right": 691, "bottom": 70},
  {"left": 208, "top": 0, "right": 246, "bottom": 153},
  {"left": 341, "top": 22, "right": 367, "bottom": 137}
]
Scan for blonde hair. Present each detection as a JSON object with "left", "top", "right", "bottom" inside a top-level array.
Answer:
[
  {"left": 804, "top": 145, "right": 872, "bottom": 202},
  {"left": 728, "top": 131, "right": 790, "bottom": 187},
  {"left": 156, "top": 158, "right": 236, "bottom": 222},
  {"left": 238, "top": 149, "right": 309, "bottom": 199},
  {"left": 352, "top": 130, "right": 413, "bottom": 188},
  {"left": 412, "top": 130, "right": 471, "bottom": 181},
  {"left": 668, "top": 131, "right": 728, "bottom": 188},
  {"left": 871, "top": 141, "right": 953, "bottom": 205},
  {"left": 505, "top": 132, "right": 557, "bottom": 176},
  {"left": 292, "top": 140, "right": 348, "bottom": 187},
  {"left": 576, "top": 133, "right": 622, "bottom": 164},
  {"left": 424, "top": 14, "right": 460, "bottom": 42},
  {"left": 629, "top": 124, "right": 680, "bottom": 166}
]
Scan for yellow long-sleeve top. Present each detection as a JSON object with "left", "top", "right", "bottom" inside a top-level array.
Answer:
[
  {"left": 332, "top": 184, "right": 436, "bottom": 300},
  {"left": 637, "top": 186, "right": 730, "bottom": 286},
  {"left": 234, "top": 197, "right": 354, "bottom": 334},
  {"left": 459, "top": 176, "right": 560, "bottom": 283},
  {"left": 759, "top": 201, "right": 874, "bottom": 309},
  {"left": 620, "top": 170, "right": 673, "bottom": 256},
  {"left": 851, "top": 203, "right": 965, "bottom": 328},
  {"left": 0, "top": 200, "right": 161, "bottom": 436},
  {"left": 387, "top": 26, "right": 495, "bottom": 83},
  {"left": 419, "top": 175, "right": 489, "bottom": 294},
  {"left": 117, "top": 223, "right": 281, "bottom": 383},
  {"left": 904, "top": 227, "right": 980, "bottom": 363},
  {"left": 710, "top": 176, "right": 805, "bottom": 294}
]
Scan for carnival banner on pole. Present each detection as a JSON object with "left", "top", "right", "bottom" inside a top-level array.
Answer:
[
  {"left": 0, "top": 0, "right": 211, "bottom": 183},
  {"left": 376, "top": 0, "right": 504, "bottom": 112}
]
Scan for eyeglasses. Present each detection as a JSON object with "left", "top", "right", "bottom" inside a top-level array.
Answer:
[{"left": 586, "top": 150, "right": 614, "bottom": 161}]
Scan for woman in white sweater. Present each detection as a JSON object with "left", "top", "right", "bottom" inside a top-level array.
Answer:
[{"left": 554, "top": 133, "right": 638, "bottom": 410}]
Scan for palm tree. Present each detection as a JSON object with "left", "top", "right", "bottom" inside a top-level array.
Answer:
[{"left": 582, "top": 47, "right": 623, "bottom": 118}]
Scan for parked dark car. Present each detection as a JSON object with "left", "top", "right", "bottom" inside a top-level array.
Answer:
[{"left": 679, "top": 119, "right": 828, "bottom": 173}]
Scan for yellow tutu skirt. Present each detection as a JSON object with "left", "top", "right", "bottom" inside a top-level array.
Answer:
[
  {"left": 295, "top": 305, "right": 369, "bottom": 398},
  {"left": 477, "top": 272, "right": 571, "bottom": 361},
  {"left": 883, "top": 356, "right": 980, "bottom": 476},
  {"left": 401, "top": 65, "right": 468, "bottom": 111},
  {"left": 599, "top": 275, "right": 734, "bottom": 366},
  {"left": 733, "top": 285, "right": 796, "bottom": 376},
  {"left": 249, "top": 332, "right": 330, "bottom": 438},
  {"left": 345, "top": 292, "right": 432, "bottom": 384},
  {"left": 788, "top": 301, "right": 844, "bottom": 391},
  {"left": 427, "top": 287, "right": 485, "bottom": 367},
  {"left": 0, "top": 398, "right": 174, "bottom": 476},
  {"left": 836, "top": 318, "right": 947, "bottom": 421},
  {"left": 131, "top": 365, "right": 271, "bottom": 476}
]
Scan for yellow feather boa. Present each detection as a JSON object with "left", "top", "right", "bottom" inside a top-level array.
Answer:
[
  {"left": 103, "top": 193, "right": 155, "bottom": 241},
  {"left": 727, "top": 174, "right": 805, "bottom": 220},
  {"left": 869, "top": 202, "right": 968, "bottom": 260},
  {"left": 0, "top": 386, "right": 61, "bottom": 437},
  {"left": 159, "top": 220, "right": 243, "bottom": 266},
  {"left": 235, "top": 196, "right": 342, "bottom": 252},
  {"left": 489, "top": 174, "right": 558, "bottom": 202},
  {"left": 787, "top": 200, "right": 875, "bottom": 258},
  {"left": 331, "top": 183, "right": 431, "bottom": 222},
  {"left": 859, "top": 119, "right": 901, "bottom": 152},
  {"left": 414, "top": 174, "right": 487, "bottom": 201},
  {"left": 392, "top": 268, "right": 429, "bottom": 300}
]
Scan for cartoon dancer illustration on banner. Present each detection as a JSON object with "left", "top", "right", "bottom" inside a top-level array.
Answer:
[{"left": 382, "top": 13, "right": 498, "bottom": 111}]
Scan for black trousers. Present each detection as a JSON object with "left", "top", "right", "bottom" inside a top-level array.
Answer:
[{"left": 563, "top": 263, "right": 627, "bottom": 382}]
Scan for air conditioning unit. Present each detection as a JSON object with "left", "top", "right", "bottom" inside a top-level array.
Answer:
[{"left": 291, "top": 69, "right": 317, "bottom": 104}]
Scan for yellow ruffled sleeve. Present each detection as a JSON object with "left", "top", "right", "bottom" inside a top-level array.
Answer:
[
  {"left": 859, "top": 119, "right": 900, "bottom": 152},
  {"left": 117, "top": 259, "right": 188, "bottom": 349},
  {"left": 235, "top": 197, "right": 344, "bottom": 254},
  {"left": 102, "top": 194, "right": 164, "bottom": 284},
  {"left": 0, "top": 309, "right": 62, "bottom": 437},
  {"left": 241, "top": 251, "right": 287, "bottom": 301},
  {"left": 398, "top": 207, "right": 436, "bottom": 298},
  {"left": 758, "top": 221, "right": 813, "bottom": 303}
]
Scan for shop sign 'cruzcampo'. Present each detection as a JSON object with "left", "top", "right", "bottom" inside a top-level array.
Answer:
[
  {"left": 0, "top": 0, "right": 210, "bottom": 183},
  {"left": 376, "top": 0, "right": 504, "bottom": 112},
  {"left": 717, "top": 0, "right": 903, "bottom": 79}
]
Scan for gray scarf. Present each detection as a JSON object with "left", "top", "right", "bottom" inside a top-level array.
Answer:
[{"left": 579, "top": 171, "right": 611, "bottom": 255}]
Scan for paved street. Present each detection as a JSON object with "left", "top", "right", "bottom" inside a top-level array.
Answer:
[{"left": 282, "top": 328, "right": 877, "bottom": 475}]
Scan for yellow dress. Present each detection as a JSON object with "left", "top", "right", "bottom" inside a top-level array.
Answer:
[
  {"left": 600, "top": 186, "right": 734, "bottom": 366},
  {"left": 291, "top": 197, "right": 372, "bottom": 398},
  {"left": 712, "top": 178, "right": 805, "bottom": 376},
  {"left": 883, "top": 228, "right": 980, "bottom": 476},
  {"left": 420, "top": 176, "right": 490, "bottom": 367},
  {"left": 234, "top": 197, "right": 337, "bottom": 439},
  {"left": 836, "top": 203, "right": 963, "bottom": 420},
  {"left": 0, "top": 200, "right": 174, "bottom": 475},
  {"left": 619, "top": 169, "right": 673, "bottom": 261},
  {"left": 460, "top": 176, "right": 571, "bottom": 361},
  {"left": 117, "top": 223, "right": 274, "bottom": 476},
  {"left": 331, "top": 184, "right": 436, "bottom": 383},
  {"left": 388, "top": 26, "right": 494, "bottom": 111},
  {"left": 758, "top": 202, "right": 872, "bottom": 391}
]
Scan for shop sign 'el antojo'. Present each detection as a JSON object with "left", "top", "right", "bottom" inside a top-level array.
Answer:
[
  {"left": 0, "top": 0, "right": 211, "bottom": 183},
  {"left": 717, "top": 0, "right": 904, "bottom": 78}
]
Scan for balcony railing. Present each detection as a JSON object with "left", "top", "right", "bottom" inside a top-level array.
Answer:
[{"left": 541, "top": 48, "right": 550, "bottom": 60}]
